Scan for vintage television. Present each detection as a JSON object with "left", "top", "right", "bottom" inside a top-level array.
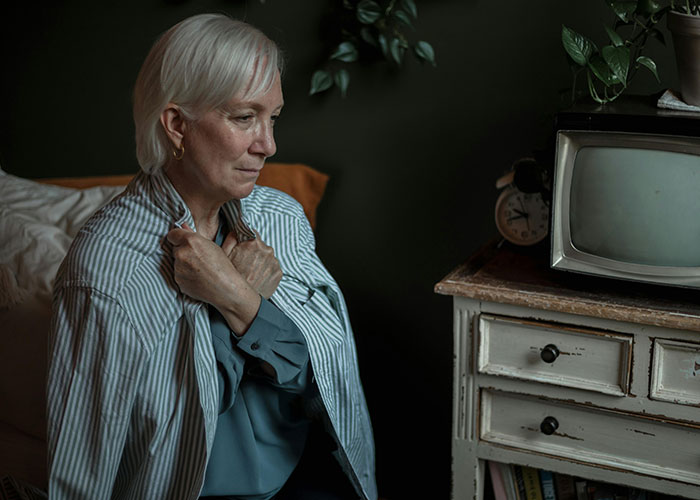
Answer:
[{"left": 550, "top": 97, "right": 700, "bottom": 288}]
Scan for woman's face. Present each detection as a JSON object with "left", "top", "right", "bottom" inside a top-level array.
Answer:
[{"left": 174, "top": 71, "right": 284, "bottom": 203}]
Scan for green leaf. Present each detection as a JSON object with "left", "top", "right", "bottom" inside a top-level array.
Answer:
[
  {"left": 637, "top": 55, "right": 660, "bottom": 82},
  {"left": 356, "top": 0, "right": 382, "bottom": 24},
  {"left": 393, "top": 9, "right": 413, "bottom": 28},
  {"left": 606, "top": 0, "right": 637, "bottom": 22},
  {"left": 637, "top": 0, "right": 662, "bottom": 16},
  {"left": 602, "top": 44, "right": 631, "bottom": 86},
  {"left": 389, "top": 37, "right": 406, "bottom": 65},
  {"left": 562, "top": 25, "right": 594, "bottom": 66},
  {"left": 309, "top": 70, "right": 333, "bottom": 95},
  {"left": 378, "top": 33, "right": 389, "bottom": 58},
  {"left": 586, "top": 70, "right": 623, "bottom": 104},
  {"left": 401, "top": 0, "right": 418, "bottom": 18},
  {"left": 648, "top": 27, "right": 666, "bottom": 46},
  {"left": 360, "top": 27, "right": 378, "bottom": 47},
  {"left": 330, "top": 41, "right": 359, "bottom": 62},
  {"left": 414, "top": 40, "right": 436, "bottom": 66},
  {"left": 588, "top": 54, "right": 616, "bottom": 87},
  {"left": 604, "top": 25, "right": 624, "bottom": 47},
  {"left": 334, "top": 69, "right": 350, "bottom": 98}
]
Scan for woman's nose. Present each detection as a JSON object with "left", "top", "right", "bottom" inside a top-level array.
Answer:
[{"left": 251, "top": 121, "right": 276, "bottom": 158}]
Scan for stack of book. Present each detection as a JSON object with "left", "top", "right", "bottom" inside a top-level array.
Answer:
[{"left": 487, "top": 461, "right": 685, "bottom": 500}]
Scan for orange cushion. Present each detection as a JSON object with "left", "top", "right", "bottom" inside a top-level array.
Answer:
[
  {"left": 257, "top": 163, "right": 328, "bottom": 229},
  {"left": 38, "top": 163, "right": 329, "bottom": 229}
]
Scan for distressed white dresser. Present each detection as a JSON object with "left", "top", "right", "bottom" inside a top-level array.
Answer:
[{"left": 435, "top": 241, "right": 700, "bottom": 500}]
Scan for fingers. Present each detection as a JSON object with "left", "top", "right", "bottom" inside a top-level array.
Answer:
[
  {"left": 166, "top": 228, "right": 188, "bottom": 246},
  {"left": 230, "top": 239, "right": 276, "bottom": 269},
  {"left": 166, "top": 223, "right": 195, "bottom": 246},
  {"left": 221, "top": 231, "right": 238, "bottom": 257},
  {"left": 221, "top": 229, "right": 263, "bottom": 257},
  {"left": 227, "top": 232, "right": 282, "bottom": 299}
]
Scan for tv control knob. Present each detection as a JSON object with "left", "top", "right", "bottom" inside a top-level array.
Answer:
[
  {"left": 540, "top": 344, "right": 560, "bottom": 363},
  {"left": 540, "top": 416, "right": 559, "bottom": 435}
]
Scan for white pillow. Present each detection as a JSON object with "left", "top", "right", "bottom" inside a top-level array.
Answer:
[
  {"left": 0, "top": 172, "right": 125, "bottom": 307},
  {"left": 0, "top": 172, "right": 125, "bottom": 237}
]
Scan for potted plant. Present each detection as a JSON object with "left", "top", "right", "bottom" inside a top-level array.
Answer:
[
  {"left": 668, "top": 1, "right": 700, "bottom": 105},
  {"left": 562, "top": 0, "right": 700, "bottom": 105}
]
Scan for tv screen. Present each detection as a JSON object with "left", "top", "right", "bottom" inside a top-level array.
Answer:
[{"left": 569, "top": 146, "right": 700, "bottom": 267}]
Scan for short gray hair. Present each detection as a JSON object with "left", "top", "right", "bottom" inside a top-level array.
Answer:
[{"left": 133, "top": 13, "right": 284, "bottom": 173}]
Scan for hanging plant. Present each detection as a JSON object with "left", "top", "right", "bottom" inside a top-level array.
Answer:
[{"left": 309, "top": 0, "right": 436, "bottom": 97}]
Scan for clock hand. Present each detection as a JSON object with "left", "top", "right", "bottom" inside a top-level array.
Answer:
[
  {"left": 507, "top": 214, "right": 527, "bottom": 222},
  {"left": 517, "top": 196, "right": 531, "bottom": 230}
]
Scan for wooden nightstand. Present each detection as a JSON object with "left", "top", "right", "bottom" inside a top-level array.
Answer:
[{"left": 435, "top": 240, "right": 700, "bottom": 500}]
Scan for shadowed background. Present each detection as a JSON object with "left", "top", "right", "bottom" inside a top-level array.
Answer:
[{"left": 0, "top": 1, "right": 676, "bottom": 497}]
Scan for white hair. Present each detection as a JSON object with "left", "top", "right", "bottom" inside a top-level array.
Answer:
[{"left": 133, "top": 13, "right": 283, "bottom": 173}]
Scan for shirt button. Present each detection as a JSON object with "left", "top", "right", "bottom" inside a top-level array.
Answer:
[{"left": 250, "top": 342, "right": 260, "bottom": 351}]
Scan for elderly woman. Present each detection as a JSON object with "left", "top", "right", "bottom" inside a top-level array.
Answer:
[{"left": 47, "top": 13, "right": 376, "bottom": 500}]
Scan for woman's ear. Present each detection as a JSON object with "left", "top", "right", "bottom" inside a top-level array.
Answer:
[{"left": 160, "top": 104, "right": 186, "bottom": 149}]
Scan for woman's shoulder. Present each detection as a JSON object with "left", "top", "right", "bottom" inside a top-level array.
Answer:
[
  {"left": 58, "top": 188, "right": 172, "bottom": 294},
  {"left": 242, "top": 185, "right": 307, "bottom": 222},
  {"left": 239, "top": 185, "right": 316, "bottom": 254}
]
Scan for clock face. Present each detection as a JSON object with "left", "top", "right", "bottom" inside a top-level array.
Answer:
[{"left": 495, "top": 187, "right": 549, "bottom": 245}]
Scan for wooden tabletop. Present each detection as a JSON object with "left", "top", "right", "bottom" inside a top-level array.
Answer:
[{"left": 435, "top": 238, "right": 700, "bottom": 333}]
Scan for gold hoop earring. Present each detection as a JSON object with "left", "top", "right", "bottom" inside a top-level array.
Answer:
[{"left": 173, "top": 143, "right": 185, "bottom": 160}]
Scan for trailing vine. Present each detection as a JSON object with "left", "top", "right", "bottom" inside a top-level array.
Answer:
[{"left": 308, "top": 0, "right": 436, "bottom": 97}]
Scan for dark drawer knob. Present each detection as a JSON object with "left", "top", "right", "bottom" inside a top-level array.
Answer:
[
  {"left": 540, "top": 344, "right": 560, "bottom": 363},
  {"left": 540, "top": 416, "right": 559, "bottom": 435}
]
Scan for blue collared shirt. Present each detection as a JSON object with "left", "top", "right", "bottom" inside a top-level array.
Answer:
[{"left": 200, "top": 220, "right": 313, "bottom": 499}]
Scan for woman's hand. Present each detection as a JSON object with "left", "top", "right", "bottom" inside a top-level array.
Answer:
[
  {"left": 167, "top": 224, "right": 260, "bottom": 334},
  {"left": 222, "top": 230, "right": 282, "bottom": 300}
]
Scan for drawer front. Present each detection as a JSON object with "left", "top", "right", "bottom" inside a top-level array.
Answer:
[
  {"left": 651, "top": 338, "right": 700, "bottom": 406},
  {"left": 480, "top": 389, "right": 700, "bottom": 486},
  {"left": 477, "top": 314, "right": 632, "bottom": 396}
]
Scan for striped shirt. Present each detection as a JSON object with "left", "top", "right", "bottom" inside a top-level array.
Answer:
[{"left": 47, "top": 167, "right": 377, "bottom": 500}]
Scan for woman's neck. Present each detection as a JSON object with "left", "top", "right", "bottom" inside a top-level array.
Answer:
[
  {"left": 164, "top": 161, "right": 222, "bottom": 240},
  {"left": 191, "top": 210, "right": 220, "bottom": 241}
]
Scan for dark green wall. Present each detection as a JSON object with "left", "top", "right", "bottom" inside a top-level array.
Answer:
[{"left": 1, "top": 1, "right": 677, "bottom": 497}]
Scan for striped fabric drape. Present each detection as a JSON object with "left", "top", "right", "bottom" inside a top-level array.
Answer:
[{"left": 47, "top": 168, "right": 376, "bottom": 500}]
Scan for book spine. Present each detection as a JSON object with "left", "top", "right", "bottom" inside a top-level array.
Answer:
[
  {"left": 553, "top": 473, "right": 577, "bottom": 500},
  {"left": 539, "top": 470, "right": 557, "bottom": 500},
  {"left": 489, "top": 461, "right": 509, "bottom": 500},
  {"left": 521, "top": 466, "right": 544, "bottom": 500},
  {"left": 499, "top": 463, "right": 519, "bottom": 500},
  {"left": 513, "top": 465, "right": 527, "bottom": 500},
  {"left": 574, "top": 480, "right": 588, "bottom": 500}
]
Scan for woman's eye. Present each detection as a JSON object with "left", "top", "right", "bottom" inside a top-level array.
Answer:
[
  {"left": 236, "top": 115, "right": 254, "bottom": 123},
  {"left": 271, "top": 115, "right": 280, "bottom": 126}
]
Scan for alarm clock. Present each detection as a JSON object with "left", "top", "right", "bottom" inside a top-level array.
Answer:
[{"left": 494, "top": 158, "right": 550, "bottom": 246}]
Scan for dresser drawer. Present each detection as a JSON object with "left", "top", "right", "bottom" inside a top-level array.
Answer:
[
  {"left": 651, "top": 338, "right": 700, "bottom": 406},
  {"left": 477, "top": 314, "right": 632, "bottom": 396},
  {"left": 480, "top": 389, "right": 700, "bottom": 486}
]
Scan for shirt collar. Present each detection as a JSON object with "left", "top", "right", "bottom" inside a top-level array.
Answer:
[{"left": 147, "top": 166, "right": 256, "bottom": 242}]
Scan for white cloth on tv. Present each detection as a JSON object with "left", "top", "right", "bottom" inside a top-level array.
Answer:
[{"left": 657, "top": 89, "right": 700, "bottom": 113}]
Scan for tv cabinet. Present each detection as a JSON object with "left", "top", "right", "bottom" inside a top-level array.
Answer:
[{"left": 435, "top": 240, "right": 700, "bottom": 500}]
